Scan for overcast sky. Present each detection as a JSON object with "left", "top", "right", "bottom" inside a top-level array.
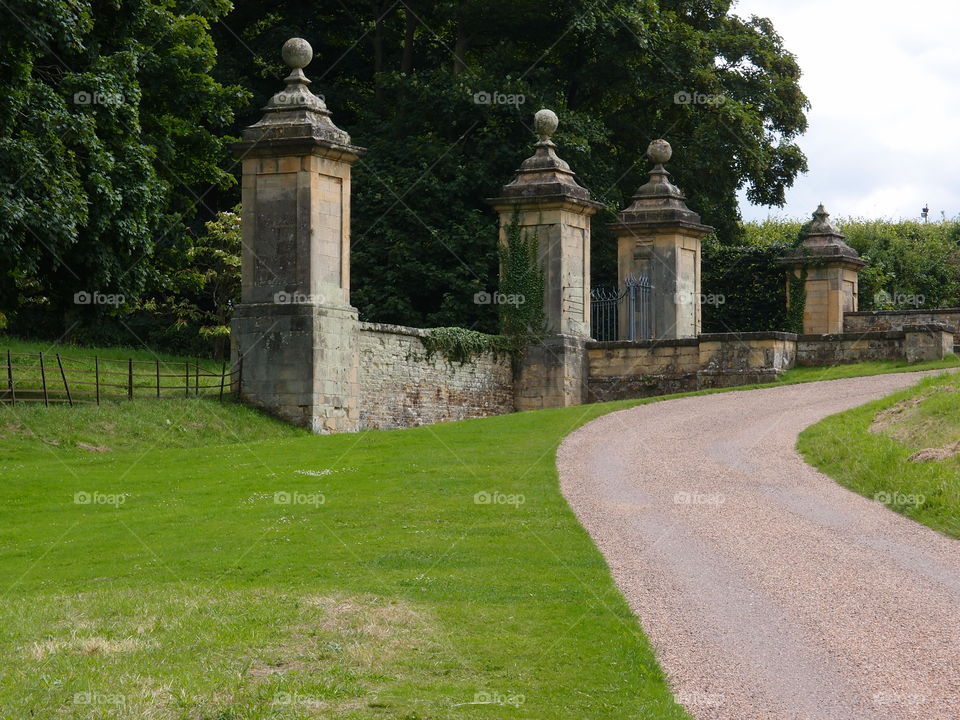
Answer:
[{"left": 732, "top": 0, "right": 960, "bottom": 223}]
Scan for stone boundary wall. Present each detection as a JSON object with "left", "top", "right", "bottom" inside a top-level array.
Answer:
[
  {"left": 586, "top": 332, "right": 797, "bottom": 402},
  {"left": 844, "top": 308, "right": 960, "bottom": 334},
  {"left": 796, "top": 331, "right": 904, "bottom": 366},
  {"left": 356, "top": 322, "right": 514, "bottom": 430},
  {"left": 585, "top": 326, "right": 954, "bottom": 403}
]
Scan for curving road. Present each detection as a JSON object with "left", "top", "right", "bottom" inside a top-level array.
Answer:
[{"left": 558, "top": 372, "right": 960, "bottom": 720}]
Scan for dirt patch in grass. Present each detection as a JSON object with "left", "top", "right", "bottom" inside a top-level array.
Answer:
[
  {"left": 869, "top": 385, "right": 960, "bottom": 447},
  {"left": 909, "top": 441, "right": 960, "bottom": 463},
  {"left": 76, "top": 442, "right": 111, "bottom": 452},
  {"left": 29, "top": 635, "right": 155, "bottom": 660},
  {"left": 10, "top": 588, "right": 443, "bottom": 719},
  {"left": 246, "top": 593, "right": 437, "bottom": 679}
]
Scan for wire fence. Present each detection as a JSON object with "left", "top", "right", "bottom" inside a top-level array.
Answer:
[{"left": 0, "top": 350, "right": 241, "bottom": 406}]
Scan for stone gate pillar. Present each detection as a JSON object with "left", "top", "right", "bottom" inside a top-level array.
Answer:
[
  {"left": 488, "top": 109, "right": 602, "bottom": 409},
  {"left": 230, "top": 38, "right": 363, "bottom": 432},
  {"left": 610, "top": 140, "right": 713, "bottom": 340},
  {"left": 781, "top": 205, "right": 866, "bottom": 334}
]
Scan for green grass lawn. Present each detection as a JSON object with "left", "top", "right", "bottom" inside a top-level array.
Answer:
[
  {"left": 2, "top": 334, "right": 957, "bottom": 719},
  {"left": 799, "top": 370, "right": 960, "bottom": 539},
  {"left": 0, "top": 392, "right": 692, "bottom": 719}
]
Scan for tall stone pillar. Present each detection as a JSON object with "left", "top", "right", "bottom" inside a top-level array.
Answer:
[
  {"left": 610, "top": 140, "right": 713, "bottom": 340},
  {"left": 488, "top": 109, "right": 602, "bottom": 409},
  {"left": 230, "top": 38, "right": 363, "bottom": 433},
  {"left": 781, "top": 205, "right": 866, "bottom": 335}
]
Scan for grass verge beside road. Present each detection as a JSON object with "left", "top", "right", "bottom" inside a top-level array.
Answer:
[{"left": 799, "top": 370, "right": 960, "bottom": 539}]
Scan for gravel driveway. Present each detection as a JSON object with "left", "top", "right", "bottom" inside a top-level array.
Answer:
[{"left": 558, "top": 372, "right": 960, "bottom": 720}]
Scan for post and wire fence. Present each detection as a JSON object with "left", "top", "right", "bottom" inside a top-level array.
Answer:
[{"left": 0, "top": 350, "right": 242, "bottom": 406}]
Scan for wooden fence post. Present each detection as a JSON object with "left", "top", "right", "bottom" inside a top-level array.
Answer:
[
  {"left": 7, "top": 350, "right": 14, "bottom": 404},
  {"left": 184, "top": 362, "right": 189, "bottom": 397},
  {"left": 56, "top": 353, "right": 72, "bottom": 406},
  {"left": 128, "top": 358, "right": 133, "bottom": 400},
  {"left": 39, "top": 352, "right": 48, "bottom": 406},
  {"left": 194, "top": 359, "right": 199, "bottom": 396},
  {"left": 219, "top": 361, "right": 226, "bottom": 402},
  {"left": 156, "top": 360, "right": 161, "bottom": 398},
  {"left": 95, "top": 356, "right": 100, "bottom": 406}
]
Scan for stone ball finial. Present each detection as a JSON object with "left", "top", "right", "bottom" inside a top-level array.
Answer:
[
  {"left": 534, "top": 108, "right": 559, "bottom": 141},
  {"left": 647, "top": 139, "right": 672, "bottom": 164},
  {"left": 282, "top": 38, "right": 313, "bottom": 70}
]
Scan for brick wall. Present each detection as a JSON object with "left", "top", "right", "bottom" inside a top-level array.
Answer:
[{"left": 357, "top": 322, "right": 514, "bottom": 430}]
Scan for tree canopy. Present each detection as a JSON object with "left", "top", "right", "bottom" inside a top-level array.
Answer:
[
  {"left": 0, "top": 0, "right": 245, "bottom": 333},
  {"left": 213, "top": 0, "right": 809, "bottom": 330},
  {"left": 1, "top": 0, "right": 810, "bottom": 344}
]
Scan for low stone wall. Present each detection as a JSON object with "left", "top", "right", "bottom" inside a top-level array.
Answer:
[
  {"left": 844, "top": 308, "right": 960, "bottom": 333},
  {"left": 796, "top": 331, "right": 905, "bottom": 366},
  {"left": 585, "top": 324, "right": 955, "bottom": 403},
  {"left": 586, "top": 338, "right": 700, "bottom": 401},
  {"left": 586, "top": 333, "right": 797, "bottom": 402},
  {"left": 698, "top": 332, "right": 797, "bottom": 388},
  {"left": 796, "top": 324, "right": 955, "bottom": 366},
  {"left": 357, "top": 322, "right": 514, "bottom": 430}
]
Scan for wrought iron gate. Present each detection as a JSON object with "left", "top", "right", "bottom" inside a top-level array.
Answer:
[{"left": 590, "top": 274, "right": 653, "bottom": 341}]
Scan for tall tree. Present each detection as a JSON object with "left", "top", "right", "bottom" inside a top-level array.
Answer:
[{"left": 0, "top": 0, "right": 247, "bottom": 334}]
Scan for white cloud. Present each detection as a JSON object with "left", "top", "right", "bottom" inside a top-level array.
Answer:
[{"left": 732, "top": 0, "right": 960, "bottom": 222}]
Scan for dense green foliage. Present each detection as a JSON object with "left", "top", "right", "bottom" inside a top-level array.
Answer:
[
  {"left": 211, "top": 0, "right": 808, "bottom": 330},
  {"left": 701, "top": 236, "right": 793, "bottom": 332},
  {"left": 703, "top": 218, "right": 960, "bottom": 333},
  {"left": 0, "top": 0, "right": 247, "bottom": 346},
  {"left": 1, "top": 0, "right": 814, "bottom": 348},
  {"left": 18, "top": 1, "right": 957, "bottom": 347},
  {"left": 498, "top": 213, "right": 546, "bottom": 358},
  {"left": 418, "top": 326, "right": 507, "bottom": 364}
]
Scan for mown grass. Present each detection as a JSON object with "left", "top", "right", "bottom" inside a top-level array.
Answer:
[
  {"left": 799, "top": 370, "right": 960, "bottom": 538},
  {"left": 1, "top": 333, "right": 956, "bottom": 719},
  {"left": 778, "top": 355, "right": 960, "bottom": 384},
  {"left": 0, "top": 390, "right": 692, "bottom": 719}
]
